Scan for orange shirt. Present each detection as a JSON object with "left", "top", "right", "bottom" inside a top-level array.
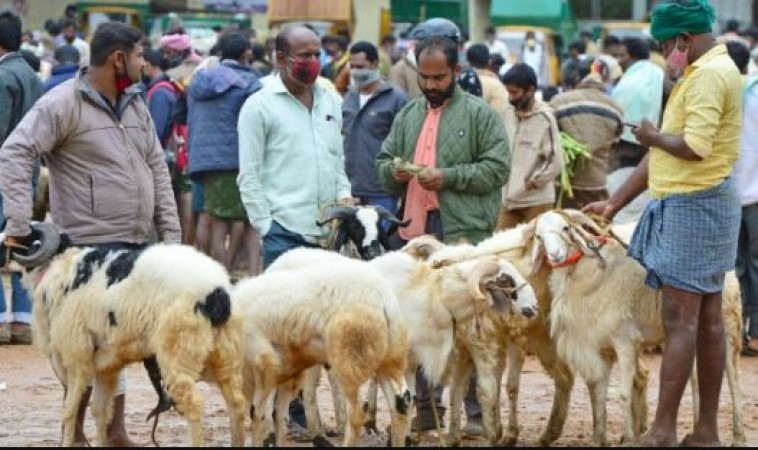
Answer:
[{"left": 399, "top": 106, "right": 443, "bottom": 240}]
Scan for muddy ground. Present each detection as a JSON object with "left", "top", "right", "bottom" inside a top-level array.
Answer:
[{"left": 1, "top": 344, "right": 756, "bottom": 447}]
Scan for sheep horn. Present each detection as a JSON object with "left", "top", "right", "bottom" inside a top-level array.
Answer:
[
  {"left": 316, "top": 206, "right": 357, "bottom": 227},
  {"left": 556, "top": 209, "right": 606, "bottom": 236},
  {"left": 12, "top": 222, "right": 61, "bottom": 268},
  {"left": 466, "top": 259, "right": 501, "bottom": 301},
  {"left": 371, "top": 205, "right": 411, "bottom": 227}
]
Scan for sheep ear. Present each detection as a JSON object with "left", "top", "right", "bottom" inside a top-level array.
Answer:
[{"left": 529, "top": 238, "right": 545, "bottom": 277}]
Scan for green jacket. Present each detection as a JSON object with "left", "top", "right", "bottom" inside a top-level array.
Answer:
[{"left": 376, "top": 86, "right": 510, "bottom": 244}]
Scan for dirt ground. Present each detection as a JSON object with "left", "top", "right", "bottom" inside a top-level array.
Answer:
[{"left": 1, "top": 344, "right": 757, "bottom": 447}]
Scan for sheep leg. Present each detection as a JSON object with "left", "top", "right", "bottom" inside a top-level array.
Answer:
[
  {"left": 215, "top": 368, "right": 247, "bottom": 446},
  {"left": 91, "top": 371, "right": 119, "bottom": 447},
  {"left": 251, "top": 386, "right": 276, "bottom": 447},
  {"left": 379, "top": 375, "right": 412, "bottom": 447},
  {"left": 534, "top": 340, "right": 575, "bottom": 446},
  {"left": 446, "top": 352, "right": 474, "bottom": 447},
  {"left": 326, "top": 366, "right": 348, "bottom": 436},
  {"left": 631, "top": 358, "right": 649, "bottom": 437},
  {"left": 339, "top": 382, "right": 365, "bottom": 447},
  {"left": 363, "top": 376, "right": 380, "bottom": 435},
  {"left": 503, "top": 343, "right": 525, "bottom": 446},
  {"left": 301, "top": 365, "right": 327, "bottom": 438},
  {"left": 60, "top": 373, "right": 89, "bottom": 447},
  {"left": 165, "top": 371, "right": 204, "bottom": 446},
  {"left": 275, "top": 384, "right": 297, "bottom": 447},
  {"left": 725, "top": 328, "right": 746, "bottom": 446},
  {"left": 586, "top": 374, "right": 610, "bottom": 447},
  {"left": 471, "top": 348, "right": 503, "bottom": 446},
  {"left": 614, "top": 343, "right": 640, "bottom": 445}
]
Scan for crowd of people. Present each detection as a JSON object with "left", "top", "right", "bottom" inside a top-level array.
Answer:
[{"left": 0, "top": 0, "right": 756, "bottom": 446}]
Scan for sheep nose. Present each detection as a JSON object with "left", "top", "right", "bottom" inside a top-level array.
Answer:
[{"left": 521, "top": 307, "right": 536, "bottom": 319}]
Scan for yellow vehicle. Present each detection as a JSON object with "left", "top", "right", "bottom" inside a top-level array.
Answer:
[
  {"left": 495, "top": 25, "right": 562, "bottom": 87},
  {"left": 77, "top": 0, "right": 150, "bottom": 38},
  {"left": 597, "top": 21, "right": 650, "bottom": 42}
]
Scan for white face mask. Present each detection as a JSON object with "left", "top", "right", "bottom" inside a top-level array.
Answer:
[
  {"left": 406, "top": 41, "right": 417, "bottom": 68},
  {"left": 351, "top": 68, "right": 380, "bottom": 90}
]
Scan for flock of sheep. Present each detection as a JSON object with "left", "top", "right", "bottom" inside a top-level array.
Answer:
[{"left": 1, "top": 205, "right": 745, "bottom": 447}]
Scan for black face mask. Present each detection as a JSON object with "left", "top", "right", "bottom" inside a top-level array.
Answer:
[{"left": 422, "top": 80, "right": 456, "bottom": 108}]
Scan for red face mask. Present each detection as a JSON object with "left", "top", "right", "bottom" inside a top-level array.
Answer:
[
  {"left": 289, "top": 58, "right": 321, "bottom": 85},
  {"left": 115, "top": 55, "right": 133, "bottom": 94}
]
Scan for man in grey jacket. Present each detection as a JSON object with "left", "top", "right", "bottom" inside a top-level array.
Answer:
[
  {"left": 342, "top": 40, "right": 408, "bottom": 217},
  {"left": 0, "top": 11, "right": 44, "bottom": 345},
  {"left": 0, "top": 21, "right": 180, "bottom": 447}
]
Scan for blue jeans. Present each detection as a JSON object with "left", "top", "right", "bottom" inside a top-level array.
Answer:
[
  {"left": 262, "top": 221, "right": 319, "bottom": 269},
  {"left": 737, "top": 202, "right": 758, "bottom": 338},
  {"left": 0, "top": 195, "right": 33, "bottom": 324}
]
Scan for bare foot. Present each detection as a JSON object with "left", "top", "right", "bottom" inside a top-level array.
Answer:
[
  {"left": 108, "top": 433, "right": 141, "bottom": 447},
  {"left": 631, "top": 430, "right": 678, "bottom": 447},
  {"left": 679, "top": 433, "right": 721, "bottom": 447}
]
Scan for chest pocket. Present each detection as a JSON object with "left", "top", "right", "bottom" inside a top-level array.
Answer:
[
  {"left": 367, "top": 109, "right": 394, "bottom": 139},
  {"left": 316, "top": 114, "right": 343, "bottom": 157}
]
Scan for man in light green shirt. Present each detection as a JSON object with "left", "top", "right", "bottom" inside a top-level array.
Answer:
[
  {"left": 237, "top": 25, "right": 351, "bottom": 269},
  {"left": 237, "top": 24, "right": 353, "bottom": 434}
]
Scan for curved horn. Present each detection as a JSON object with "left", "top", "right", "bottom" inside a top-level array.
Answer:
[
  {"left": 13, "top": 222, "right": 61, "bottom": 268},
  {"left": 557, "top": 209, "right": 606, "bottom": 235},
  {"left": 466, "top": 259, "right": 501, "bottom": 301},
  {"left": 371, "top": 205, "right": 411, "bottom": 227},
  {"left": 315, "top": 206, "right": 357, "bottom": 227}
]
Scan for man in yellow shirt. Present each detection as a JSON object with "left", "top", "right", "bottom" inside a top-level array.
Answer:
[{"left": 584, "top": 0, "right": 742, "bottom": 446}]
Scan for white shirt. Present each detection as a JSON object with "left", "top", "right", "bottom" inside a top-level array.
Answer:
[
  {"left": 485, "top": 39, "right": 509, "bottom": 61},
  {"left": 736, "top": 79, "right": 758, "bottom": 206},
  {"left": 359, "top": 93, "right": 372, "bottom": 109}
]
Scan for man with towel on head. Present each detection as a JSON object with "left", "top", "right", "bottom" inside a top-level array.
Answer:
[{"left": 583, "top": 0, "right": 743, "bottom": 446}]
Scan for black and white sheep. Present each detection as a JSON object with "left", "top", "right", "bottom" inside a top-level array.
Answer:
[{"left": 3, "top": 223, "right": 247, "bottom": 447}]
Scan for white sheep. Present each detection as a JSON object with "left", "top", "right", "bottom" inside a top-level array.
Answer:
[
  {"left": 533, "top": 209, "right": 745, "bottom": 446},
  {"left": 426, "top": 224, "right": 578, "bottom": 447},
  {"left": 232, "top": 262, "right": 412, "bottom": 447},
  {"left": 10, "top": 224, "right": 247, "bottom": 447},
  {"left": 267, "top": 245, "right": 539, "bottom": 445}
]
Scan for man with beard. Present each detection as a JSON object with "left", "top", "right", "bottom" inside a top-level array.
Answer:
[
  {"left": 59, "top": 19, "right": 89, "bottom": 66},
  {"left": 1, "top": 22, "right": 180, "bottom": 446},
  {"left": 376, "top": 32, "right": 510, "bottom": 432},
  {"left": 498, "top": 62, "right": 564, "bottom": 230},
  {"left": 237, "top": 24, "right": 352, "bottom": 434}
]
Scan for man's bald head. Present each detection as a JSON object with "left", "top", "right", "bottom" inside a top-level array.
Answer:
[{"left": 275, "top": 25, "right": 320, "bottom": 57}]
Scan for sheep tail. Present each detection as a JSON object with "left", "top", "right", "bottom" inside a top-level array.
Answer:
[{"left": 194, "top": 287, "right": 232, "bottom": 327}]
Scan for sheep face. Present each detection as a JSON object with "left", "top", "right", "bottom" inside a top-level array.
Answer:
[
  {"left": 533, "top": 211, "right": 574, "bottom": 267},
  {"left": 319, "top": 205, "right": 409, "bottom": 260}
]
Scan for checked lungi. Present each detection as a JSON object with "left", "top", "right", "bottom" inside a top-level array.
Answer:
[{"left": 628, "top": 177, "right": 741, "bottom": 294}]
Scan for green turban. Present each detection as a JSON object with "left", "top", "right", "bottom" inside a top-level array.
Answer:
[{"left": 650, "top": 0, "right": 716, "bottom": 42}]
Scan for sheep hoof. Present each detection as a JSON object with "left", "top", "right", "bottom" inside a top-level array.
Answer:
[
  {"left": 312, "top": 435, "right": 334, "bottom": 447},
  {"left": 363, "top": 420, "right": 380, "bottom": 436},
  {"left": 262, "top": 432, "right": 276, "bottom": 447},
  {"left": 499, "top": 435, "right": 518, "bottom": 447}
]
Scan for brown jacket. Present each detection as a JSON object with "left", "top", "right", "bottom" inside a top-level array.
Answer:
[
  {"left": 501, "top": 99, "right": 565, "bottom": 209},
  {"left": 549, "top": 79, "right": 623, "bottom": 190},
  {"left": 389, "top": 54, "right": 422, "bottom": 99},
  {"left": 0, "top": 69, "right": 180, "bottom": 245},
  {"left": 477, "top": 68, "right": 510, "bottom": 114}
]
